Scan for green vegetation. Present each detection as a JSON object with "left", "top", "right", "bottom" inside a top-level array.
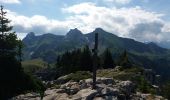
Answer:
[
  {"left": 102, "top": 48, "right": 116, "bottom": 69},
  {"left": 133, "top": 76, "right": 156, "bottom": 94},
  {"left": 97, "top": 66, "right": 140, "bottom": 80},
  {"left": 97, "top": 66, "right": 156, "bottom": 94},
  {"left": 56, "top": 46, "right": 93, "bottom": 75},
  {"left": 22, "top": 59, "right": 47, "bottom": 73},
  {"left": 117, "top": 50, "right": 132, "bottom": 69},
  {"left": 161, "top": 81, "right": 170, "bottom": 99},
  {"left": 56, "top": 46, "right": 117, "bottom": 76},
  {"left": 66, "top": 71, "right": 92, "bottom": 82},
  {"left": 0, "top": 6, "right": 46, "bottom": 99}
]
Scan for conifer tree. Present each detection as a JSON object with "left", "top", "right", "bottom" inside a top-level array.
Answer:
[
  {"left": 0, "top": 5, "right": 45, "bottom": 99},
  {"left": 102, "top": 48, "right": 115, "bottom": 69},
  {"left": 81, "top": 45, "right": 93, "bottom": 71},
  {"left": 118, "top": 50, "right": 132, "bottom": 68}
]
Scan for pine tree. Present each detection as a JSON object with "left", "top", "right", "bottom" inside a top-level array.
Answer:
[
  {"left": 102, "top": 48, "right": 115, "bottom": 69},
  {"left": 0, "top": 5, "right": 18, "bottom": 56},
  {"left": 118, "top": 50, "right": 132, "bottom": 69},
  {"left": 81, "top": 45, "right": 93, "bottom": 71},
  {"left": 0, "top": 5, "right": 45, "bottom": 99}
]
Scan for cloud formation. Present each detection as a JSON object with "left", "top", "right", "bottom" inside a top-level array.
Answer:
[
  {"left": 63, "top": 3, "right": 164, "bottom": 38},
  {"left": 7, "top": 10, "right": 69, "bottom": 35},
  {"left": 129, "top": 22, "right": 164, "bottom": 42},
  {"left": 0, "top": 0, "right": 20, "bottom": 4},
  {"left": 103, "top": 0, "right": 131, "bottom": 4},
  {"left": 5, "top": 2, "right": 170, "bottom": 42}
]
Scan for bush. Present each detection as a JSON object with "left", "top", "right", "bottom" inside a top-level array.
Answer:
[
  {"left": 22, "top": 59, "right": 47, "bottom": 74},
  {"left": 161, "top": 81, "right": 170, "bottom": 99},
  {"left": 66, "top": 71, "right": 92, "bottom": 82},
  {"left": 132, "top": 76, "right": 156, "bottom": 94}
]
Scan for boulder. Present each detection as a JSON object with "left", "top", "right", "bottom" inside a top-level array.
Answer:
[
  {"left": 60, "top": 81, "right": 78, "bottom": 89},
  {"left": 55, "top": 74, "right": 70, "bottom": 84},
  {"left": 45, "top": 89, "right": 59, "bottom": 95},
  {"left": 96, "top": 77, "right": 114, "bottom": 85},
  {"left": 11, "top": 93, "right": 40, "bottom": 100},
  {"left": 79, "top": 80, "right": 89, "bottom": 89},
  {"left": 93, "top": 97, "right": 105, "bottom": 100},
  {"left": 117, "top": 80, "right": 135, "bottom": 95},
  {"left": 69, "top": 83, "right": 80, "bottom": 95},
  {"left": 12, "top": 77, "right": 166, "bottom": 100},
  {"left": 132, "top": 92, "right": 167, "bottom": 100},
  {"left": 85, "top": 78, "right": 93, "bottom": 85},
  {"left": 73, "top": 88, "right": 98, "bottom": 100},
  {"left": 60, "top": 81, "right": 80, "bottom": 95},
  {"left": 43, "top": 93, "right": 68, "bottom": 100},
  {"left": 101, "top": 87, "right": 119, "bottom": 96},
  {"left": 56, "top": 89, "right": 66, "bottom": 93}
]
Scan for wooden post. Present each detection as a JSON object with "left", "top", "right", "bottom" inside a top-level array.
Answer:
[{"left": 92, "top": 33, "right": 98, "bottom": 89}]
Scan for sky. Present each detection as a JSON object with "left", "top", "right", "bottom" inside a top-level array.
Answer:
[{"left": 1, "top": 0, "right": 170, "bottom": 43}]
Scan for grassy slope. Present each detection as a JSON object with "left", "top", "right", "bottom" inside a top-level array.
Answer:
[{"left": 22, "top": 59, "right": 48, "bottom": 73}]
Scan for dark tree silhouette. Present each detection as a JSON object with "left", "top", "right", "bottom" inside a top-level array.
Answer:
[
  {"left": 81, "top": 45, "right": 93, "bottom": 71},
  {"left": 102, "top": 48, "right": 115, "bottom": 69},
  {"left": 0, "top": 5, "right": 45, "bottom": 99},
  {"left": 56, "top": 46, "right": 93, "bottom": 75},
  {"left": 117, "top": 50, "right": 132, "bottom": 69}
]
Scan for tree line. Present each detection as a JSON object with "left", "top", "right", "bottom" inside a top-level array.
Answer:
[{"left": 55, "top": 45, "right": 132, "bottom": 75}]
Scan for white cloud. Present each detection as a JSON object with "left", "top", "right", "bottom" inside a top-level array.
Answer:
[
  {"left": 5, "top": 2, "right": 170, "bottom": 42},
  {"left": 6, "top": 10, "right": 69, "bottom": 35},
  {"left": 63, "top": 3, "right": 164, "bottom": 37},
  {"left": 103, "top": 0, "right": 131, "bottom": 4},
  {"left": 162, "top": 23, "right": 170, "bottom": 33},
  {"left": 0, "top": 0, "right": 20, "bottom": 4},
  {"left": 129, "top": 22, "right": 164, "bottom": 42}
]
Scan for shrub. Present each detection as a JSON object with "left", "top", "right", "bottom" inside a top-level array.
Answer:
[
  {"left": 161, "top": 81, "right": 170, "bottom": 99},
  {"left": 66, "top": 71, "right": 92, "bottom": 82},
  {"left": 132, "top": 76, "right": 156, "bottom": 94}
]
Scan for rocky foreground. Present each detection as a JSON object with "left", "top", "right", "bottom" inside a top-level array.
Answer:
[{"left": 12, "top": 77, "right": 165, "bottom": 100}]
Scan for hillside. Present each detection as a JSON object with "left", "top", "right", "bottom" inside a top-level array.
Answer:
[
  {"left": 22, "top": 28, "right": 170, "bottom": 81},
  {"left": 22, "top": 59, "right": 48, "bottom": 74},
  {"left": 23, "top": 28, "right": 170, "bottom": 62}
]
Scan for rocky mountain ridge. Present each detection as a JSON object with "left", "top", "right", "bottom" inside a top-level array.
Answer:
[
  {"left": 22, "top": 28, "right": 170, "bottom": 82},
  {"left": 12, "top": 67, "right": 166, "bottom": 100},
  {"left": 12, "top": 77, "right": 165, "bottom": 100},
  {"left": 23, "top": 28, "right": 169, "bottom": 63}
]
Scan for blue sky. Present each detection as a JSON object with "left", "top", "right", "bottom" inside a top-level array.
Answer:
[
  {"left": 1, "top": 0, "right": 170, "bottom": 43},
  {"left": 3, "top": 0, "right": 170, "bottom": 20}
]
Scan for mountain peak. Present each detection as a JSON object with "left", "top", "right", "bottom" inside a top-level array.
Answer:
[
  {"left": 25, "top": 32, "right": 35, "bottom": 39},
  {"left": 147, "top": 42, "right": 164, "bottom": 50},
  {"left": 147, "top": 42, "right": 159, "bottom": 47},
  {"left": 66, "top": 28, "right": 83, "bottom": 37},
  {"left": 93, "top": 28, "right": 109, "bottom": 34},
  {"left": 92, "top": 28, "right": 117, "bottom": 37},
  {"left": 94, "top": 28, "right": 104, "bottom": 32}
]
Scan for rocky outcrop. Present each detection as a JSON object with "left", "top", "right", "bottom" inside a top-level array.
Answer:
[{"left": 12, "top": 77, "right": 166, "bottom": 100}]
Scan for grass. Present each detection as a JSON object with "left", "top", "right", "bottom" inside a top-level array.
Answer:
[
  {"left": 66, "top": 71, "right": 92, "bottom": 82},
  {"left": 22, "top": 59, "right": 48, "bottom": 73},
  {"left": 97, "top": 66, "right": 156, "bottom": 94},
  {"left": 97, "top": 66, "right": 143, "bottom": 81}
]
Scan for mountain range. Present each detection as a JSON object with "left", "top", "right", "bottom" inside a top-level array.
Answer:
[{"left": 22, "top": 28, "right": 170, "bottom": 81}]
